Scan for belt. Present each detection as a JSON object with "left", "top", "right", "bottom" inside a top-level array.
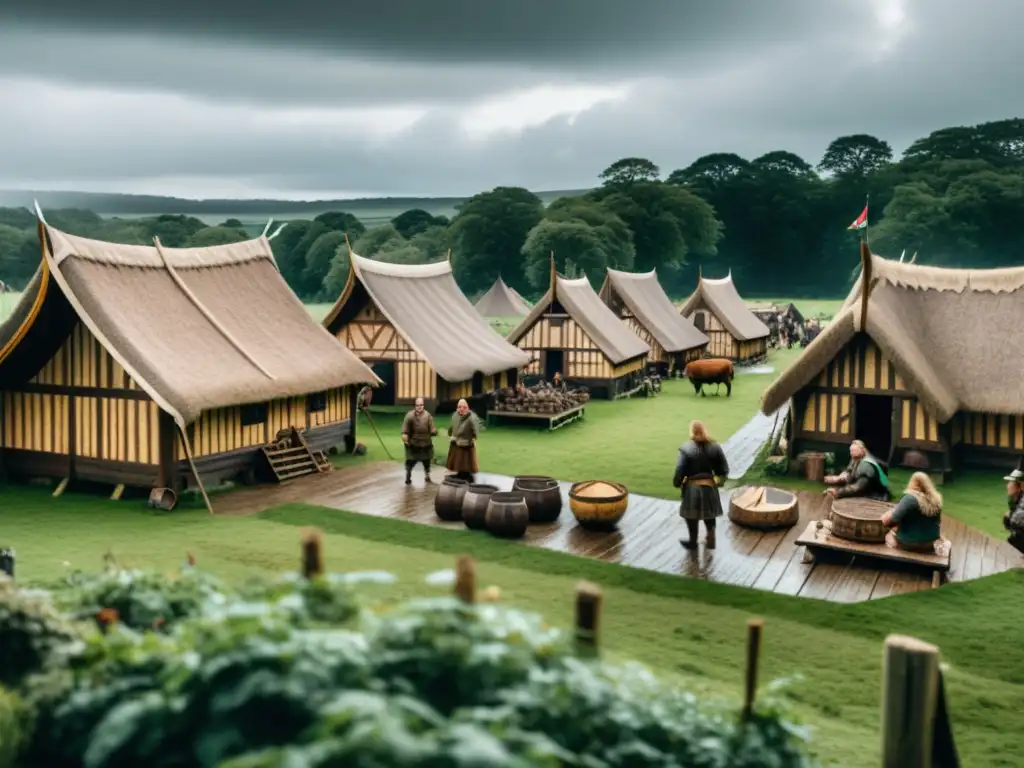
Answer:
[{"left": 685, "top": 478, "right": 716, "bottom": 487}]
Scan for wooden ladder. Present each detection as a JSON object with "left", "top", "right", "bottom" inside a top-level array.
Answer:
[{"left": 261, "top": 428, "right": 331, "bottom": 483}]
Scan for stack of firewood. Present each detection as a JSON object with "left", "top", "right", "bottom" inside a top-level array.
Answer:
[{"left": 491, "top": 381, "right": 590, "bottom": 414}]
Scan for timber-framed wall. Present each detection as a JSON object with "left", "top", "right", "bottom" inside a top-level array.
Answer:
[
  {"left": 688, "top": 302, "right": 767, "bottom": 363},
  {"left": 788, "top": 332, "right": 1023, "bottom": 474}
]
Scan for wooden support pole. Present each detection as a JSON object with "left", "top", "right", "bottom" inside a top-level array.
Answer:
[
  {"left": 881, "top": 634, "right": 940, "bottom": 768},
  {"left": 301, "top": 528, "right": 324, "bottom": 579},
  {"left": 454, "top": 555, "right": 476, "bottom": 603},
  {"left": 742, "top": 618, "right": 764, "bottom": 719},
  {"left": 574, "top": 580, "right": 603, "bottom": 655}
]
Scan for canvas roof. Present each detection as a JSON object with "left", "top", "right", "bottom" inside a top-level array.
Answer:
[
  {"left": 323, "top": 254, "right": 532, "bottom": 381},
  {"left": 761, "top": 253, "right": 1024, "bottom": 421},
  {"left": 509, "top": 272, "right": 650, "bottom": 365},
  {"left": 474, "top": 276, "right": 532, "bottom": 317},
  {"left": 678, "top": 271, "right": 770, "bottom": 341},
  {"left": 0, "top": 223, "right": 379, "bottom": 427},
  {"left": 601, "top": 268, "right": 708, "bottom": 353}
]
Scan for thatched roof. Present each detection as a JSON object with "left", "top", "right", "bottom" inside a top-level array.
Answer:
[
  {"left": 0, "top": 223, "right": 379, "bottom": 427},
  {"left": 474, "top": 276, "right": 532, "bottom": 317},
  {"left": 761, "top": 251, "right": 1024, "bottom": 421},
  {"left": 600, "top": 268, "right": 708, "bottom": 353},
  {"left": 509, "top": 265, "right": 650, "bottom": 365},
  {"left": 323, "top": 254, "right": 531, "bottom": 381},
  {"left": 678, "top": 271, "right": 770, "bottom": 341}
]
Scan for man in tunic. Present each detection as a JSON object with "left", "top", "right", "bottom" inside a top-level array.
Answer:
[
  {"left": 1003, "top": 469, "right": 1024, "bottom": 554},
  {"left": 823, "top": 439, "right": 891, "bottom": 501},
  {"left": 446, "top": 398, "right": 479, "bottom": 482},
  {"left": 401, "top": 397, "right": 437, "bottom": 485},
  {"left": 673, "top": 420, "right": 730, "bottom": 550}
]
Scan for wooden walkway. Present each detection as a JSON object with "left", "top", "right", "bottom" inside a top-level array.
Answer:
[{"left": 217, "top": 462, "right": 1023, "bottom": 603}]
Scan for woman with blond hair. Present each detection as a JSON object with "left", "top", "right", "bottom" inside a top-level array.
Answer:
[
  {"left": 672, "top": 420, "right": 729, "bottom": 550},
  {"left": 880, "top": 472, "right": 943, "bottom": 552}
]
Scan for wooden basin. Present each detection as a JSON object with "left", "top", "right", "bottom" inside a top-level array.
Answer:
[
  {"left": 569, "top": 480, "right": 628, "bottom": 530},
  {"left": 728, "top": 485, "right": 799, "bottom": 530},
  {"left": 830, "top": 497, "right": 893, "bottom": 543}
]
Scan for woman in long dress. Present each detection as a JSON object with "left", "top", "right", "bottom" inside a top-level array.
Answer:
[
  {"left": 446, "top": 398, "right": 479, "bottom": 482},
  {"left": 672, "top": 420, "right": 729, "bottom": 550}
]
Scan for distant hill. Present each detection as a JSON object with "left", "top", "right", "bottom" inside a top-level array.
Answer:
[{"left": 0, "top": 188, "right": 590, "bottom": 227}]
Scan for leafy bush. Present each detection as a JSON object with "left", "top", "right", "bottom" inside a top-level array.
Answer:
[
  {"left": 1, "top": 567, "right": 815, "bottom": 768},
  {"left": 764, "top": 456, "right": 789, "bottom": 476},
  {"left": 0, "top": 577, "right": 83, "bottom": 688}
]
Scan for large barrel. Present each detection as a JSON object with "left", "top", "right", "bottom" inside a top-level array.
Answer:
[
  {"left": 512, "top": 475, "right": 562, "bottom": 523},
  {"left": 435, "top": 476, "right": 469, "bottom": 521},
  {"left": 485, "top": 492, "right": 529, "bottom": 539},
  {"left": 830, "top": 497, "right": 892, "bottom": 543},
  {"left": 568, "top": 480, "right": 629, "bottom": 530},
  {"left": 462, "top": 484, "right": 499, "bottom": 530}
]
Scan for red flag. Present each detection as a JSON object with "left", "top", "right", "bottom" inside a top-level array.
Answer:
[{"left": 847, "top": 206, "right": 868, "bottom": 230}]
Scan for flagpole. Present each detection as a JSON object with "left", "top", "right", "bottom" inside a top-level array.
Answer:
[{"left": 864, "top": 193, "right": 870, "bottom": 247}]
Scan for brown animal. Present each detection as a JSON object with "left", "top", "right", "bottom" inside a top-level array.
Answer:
[{"left": 683, "top": 358, "right": 734, "bottom": 397}]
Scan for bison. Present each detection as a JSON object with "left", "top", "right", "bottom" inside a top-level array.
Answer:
[{"left": 683, "top": 358, "right": 734, "bottom": 397}]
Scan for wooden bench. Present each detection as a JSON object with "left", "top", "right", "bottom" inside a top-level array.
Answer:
[{"left": 796, "top": 520, "right": 952, "bottom": 588}]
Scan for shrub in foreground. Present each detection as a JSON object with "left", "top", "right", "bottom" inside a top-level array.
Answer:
[{"left": 0, "top": 566, "right": 815, "bottom": 767}]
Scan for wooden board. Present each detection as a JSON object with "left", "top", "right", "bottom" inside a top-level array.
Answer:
[
  {"left": 487, "top": 404, "right": 586, "bottom": 431},
  {"left": 796, "top": 521, "right": 951, "bottom": 571}
]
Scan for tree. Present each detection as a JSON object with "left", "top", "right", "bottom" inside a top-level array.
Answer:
[
  {"left": 752, "top": 150, "right": 815, "bottom": 178},
  {"left": 392, "top": 208, "right": 444, "bottom": 239},
  {"left": 185, "top": 226, "right": 248, "bottom": 248},
  {"left": 598, "top": 157, "right": 660, "bottom": 187},
  {"left": 521, "top": 219, "right": 611, "bottom": 290},
  {"left": 902, "top": 126, "right": 1004, "bottom": 166},
  {"left": 448, "top": 187, "right": 544, "bottom": 294},
  {"left": 271, "top": 220, "right": 314, "bottom": 294},
  {"left": 220, "top": 218, "right": 245, "bottom": 228},
  {"left": 667, "top": 153, "right": 750, "bottom": 186},
  {"left": 303, "top": 231, "right": 348, "bottom": 300},
  {"left": 0, "top": 224, "right": 33, "bottom": 287},
  {"left": 353, "top": 224, "right": 405, "bottom": 258},
  {"left": 979, "top": 118, "right": 1024, "bottom": 162},
  {"left": 817, "top": 134, "right": 893, "bottom": 177},
  {"left": 313, "top": 211, "right": 365, "bottom": 240},
  {"left": 409, "top": 224, "right": 450, "bottom": 262},
  {"left": 545, "top": 197, "right": 635, "bottom": 270}
]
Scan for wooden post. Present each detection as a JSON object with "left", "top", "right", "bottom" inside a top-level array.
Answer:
[
  {"left": 454, "top": 555, "right": 476, "bottom": 603},
  {"left": 301, "top": 528, "right": 324, "bottom": 579},
  {"left": 882, "top": 634, "right": 940, "bottom": 768},
  {"left": 574, "top": 581, "right": 603, "bottom": 655},
  {"left": 742, "top": 618, "right": 764, "bottom": 719}
]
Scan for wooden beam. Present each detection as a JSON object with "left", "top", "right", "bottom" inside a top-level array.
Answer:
[{"left": 881, "top": 634, "right": 941, "bottom": 768}]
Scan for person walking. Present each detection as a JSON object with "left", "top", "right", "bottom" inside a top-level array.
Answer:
[
  {"left": 673, "top": 420, "right": 729, "bottom": 550},
  {"left": 401, "top": 397, "right": 437, "bottom": 484},
  {"left": 446, "top": 398, "right": 479, "bottom": 482}
]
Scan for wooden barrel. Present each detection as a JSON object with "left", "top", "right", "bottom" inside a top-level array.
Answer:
[
  {"left": 462, "top": 484, "right": 499, "bottom": 530},
  {"left": 568, "top": 480, "right": 629, "bottom": 530},
  {"left": 435, "top": 476, "right": 469, "bottom": 521},
  {"left": 512, "top": 475, "right": 563, "bottom": 523},
  {"left": 830, "top": 497, "right": 892, "bottom": 543},
  {"left": 728, "top": 485, "right": 799, "bottom": 530},
  {"left": 485, "top": 492, "right": 529, "bottom": 538},
  {"left": 803, "top": 452, "right": 826, "bottom": 482}
]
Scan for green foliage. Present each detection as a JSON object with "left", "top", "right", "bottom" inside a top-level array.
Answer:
[
  {"left": 0, "top": 569, "right": 813, "bottom": 768},
  {"left": 0, "top": 578, "right": 83, "bottom": 689},
  {"left": 184, "top": 226, "right": 248, "bottom": 248},
  {"left": 391, "top": 208, "right": 446, "bottom": 239},
  {"left": 764, "top": 457, "right": 789, "bottom": 476},
  {"left": 599, "top": 157, "right": 661, "bottom": 186}
]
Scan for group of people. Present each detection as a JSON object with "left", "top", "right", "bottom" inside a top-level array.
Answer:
[{"left": 398, "top": 397, "right": 479, "bottom": 485}]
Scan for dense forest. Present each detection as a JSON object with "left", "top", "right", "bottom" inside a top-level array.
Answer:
[{"left": 1, "top": 117, "right": 1022, "bottom": 301}]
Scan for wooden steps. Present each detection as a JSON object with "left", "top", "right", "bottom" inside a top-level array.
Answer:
[{"left": 261, "top": 429, "right": 332, "bottom": 483}]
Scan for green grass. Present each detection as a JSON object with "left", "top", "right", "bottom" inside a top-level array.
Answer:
[
  {"left": 2, "top": 482, "right": 1021, "bottom": 767},
  {"left": 350, "top": 346, "right": 802, "bottom": 501}
]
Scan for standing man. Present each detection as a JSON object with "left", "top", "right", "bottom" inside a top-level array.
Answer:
[
  {"left": 401, "top": 397, "right": 437, "bottom": 485},
  {"left": 673, "top": 420, "right": 730, "bottom": 550},
  {"left": 446, "top": 398, "right": 479, "bottom": 483},
  {"left": 1003, "top": 469, "right": 1024, "bottom": 554}
]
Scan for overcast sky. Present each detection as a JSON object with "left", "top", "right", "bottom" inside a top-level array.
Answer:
[{"left": 0, "top": 0, "right": 1019, "bottom": 199}]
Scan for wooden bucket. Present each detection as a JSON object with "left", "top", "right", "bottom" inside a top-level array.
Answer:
[
  {"left": 461, "top": 484, "right": 499, "bottom": 530},
  {"left": 435, "top": 476, "right": 469, "bottom": 522},
  {"left": 830, "top": 497, "right": 892, "bottom": 543},
  {"left": 568, "top": 480, "right": 629, "bottom": 530},
  {"left": 485, "top": 492, "right": 529, "bottom": 538},
  {"left": 803, "top": 452, "right": 826, "bottom": 482},
  {"left": 512, "top": 475, "right": 562, "bottom": 523},
  {"left": 147, "top": 487, "right": 178, "bottom": 512}
]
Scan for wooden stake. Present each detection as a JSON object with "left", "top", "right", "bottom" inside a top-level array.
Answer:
[
  {"left": 574, "top": 581, "right": 603, "bottom": 655},
  {"left": 742, "top": 618, "right": 764, "bottom": 719},
  {"left": 881, "top": 634, "right": 940, "bottom": 768},
  {"left": 301, "top": 528, "right": 324, "bottom": 579},
  {"left": 186, "top": 551, "right": 196, "bottom": 567},
  {"left": 454, "top": 555, "right": 476, "bottom": 603},
  {"left": 52, "top": 477, "right": 69, "bottom": 497}
]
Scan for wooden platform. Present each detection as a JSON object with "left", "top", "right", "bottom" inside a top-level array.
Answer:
[
  {"left": 215, "top": 462, "right": 1024, "bottom": 603},
  {"left": 486, "top": 404, "right": 585, "bottom": 431}
]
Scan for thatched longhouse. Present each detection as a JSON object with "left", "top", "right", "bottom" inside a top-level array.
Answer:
[
  {"left": 0, "top": 220, "right": 377, "bottom": 496},
  {"left": 474, "top": 276, "right": 532, "bottom": 317},
  {"left": 599, "top": 268, "right": 708, "bottom": 375},
  {"left": 761, "top": 243, "right": 1024, "bottom": 474},
  {"left": 323, "top": 254, "right": 531, "bottom": 406},
  {"left": 508, "top": 260, "right": 650, "bottom": 398},
  {"left": 678, "top": 271, "right": 769, "bottom": 362}
]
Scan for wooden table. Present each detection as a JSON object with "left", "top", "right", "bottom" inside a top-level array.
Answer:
[
  {"left": 487, "top": 404, "right": 586, "bottom": 431},
  {"left": 796, "top": 520, "right": 952, "bottom": 588}
]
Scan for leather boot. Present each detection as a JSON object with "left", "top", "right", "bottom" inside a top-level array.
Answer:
[
  {"left": 705, "top": 522, "right": 717, "bottom": 550},
  {"left": 681, "top": 519, "right": 699, "bottom": 549},
  {"left": 404, "top": 461, "right": 413, "bottom": 485}
]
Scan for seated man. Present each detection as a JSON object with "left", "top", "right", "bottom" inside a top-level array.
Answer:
[
  {"left": 1003, "top": 469, "right": 1024, "bottom": 554},
  {"left": 823, "top": 439, "right": 891, "bottom": 501}
]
